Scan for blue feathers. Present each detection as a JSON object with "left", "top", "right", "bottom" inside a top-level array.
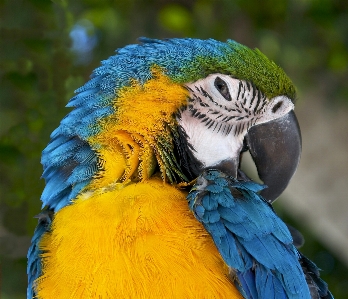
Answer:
[
  {"left": 255, "top": 265, "right": 288, "bottom": 299},
  {"left": 40, "top": 38, "right": 238, "bottom": 212},
  {"left": 31, "top": 37, "right": 333, "bottom": 299},
  {"left": 41, "top": 135, "right": 96, "bottom": 211},
  {"left": 188, "top": 170, "right": 311, "bottom": 299},
  {"left": 27, "top": 210, "right": 53, "bottom": 299}
]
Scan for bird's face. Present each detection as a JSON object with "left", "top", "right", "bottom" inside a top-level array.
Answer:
[{"left": 178, "top": 73, "right": 301, "bottom": 203}]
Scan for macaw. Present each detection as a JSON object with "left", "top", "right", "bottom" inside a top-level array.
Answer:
[{"left": 27, "top": 38, "right": 333, "bottom": 299}]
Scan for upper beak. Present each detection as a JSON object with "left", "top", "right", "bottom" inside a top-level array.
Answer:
[{"left": 245, "top": 110, "right": 302, "bottom": 203}]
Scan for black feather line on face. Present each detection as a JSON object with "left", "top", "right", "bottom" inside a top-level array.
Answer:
[
  {"left": 259, "top": 100, "right": 267, "bottom": 112},
  {"left": 172, "top": 123, "right": 203, "bottom": 180},
  {"left": 225, "top": 115, "right": 236, "bottom": 121},
  {"left": 186, "top": 86, "right": 194, "bottom": 93},
  {"left": 200, "top": 87, "right": 215, "bottom": 102},
  {"left": 208, "top": 121, "right": 215, "bottom": 129},
  {"left": 243, "top": 94, "right": 247, "bottom": 106},
  {"left": 216, "top": 122, "right": 223, "bottom": 133},
  {"left": 236, "top": 81, "right": 242, "bottom": 101},
  {"left": 199, "top": 101, "right": 209, "bottom": 107},
  {"left": 250, "top": 83, "right": 256, "bottom": 109},
  {"left": 254, "top": 92, "right": 262, "bottom": 113},
  {"left": 226, "top": 124, "right": 233, "bottom": 135},
  {"left": 210, "top": 110, "right": 220, "bottom": 115}
]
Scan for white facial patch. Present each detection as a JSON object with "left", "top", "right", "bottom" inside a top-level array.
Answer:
[
  {"left": 179, "top": 110, "right": 244, "bottom": 168},
  {"left": 177, "top": 74, "right": 295, "bottom": 170}
]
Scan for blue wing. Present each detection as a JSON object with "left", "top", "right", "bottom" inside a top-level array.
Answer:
[
  {"left": 187, "top": 170, "right": 332, "bottom": 299},
  {"left": 27, "top": 210, "right": 53, "bottom": 298}
]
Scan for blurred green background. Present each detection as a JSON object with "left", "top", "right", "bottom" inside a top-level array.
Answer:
[{"left": 0, "top": 0, "right": 347, "bottom": 298}]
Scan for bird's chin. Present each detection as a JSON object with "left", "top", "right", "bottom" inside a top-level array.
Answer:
[{"left": 206, "top": 159, "right": 239, "bottom": 178}]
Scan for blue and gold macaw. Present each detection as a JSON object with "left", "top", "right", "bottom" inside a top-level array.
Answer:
[{"left": 27, "top": 38, "right": 333, "bottom": 298}]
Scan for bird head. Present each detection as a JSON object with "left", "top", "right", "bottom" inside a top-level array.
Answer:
[
  {"left": 42, "top": 38, "right": 301, "bottom": 210},
  {"left": 178, "top": 73, "right": 301, "bottom": 203}
]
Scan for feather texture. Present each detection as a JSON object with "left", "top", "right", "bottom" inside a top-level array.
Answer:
[
  {"left": 187, "top": 170, "right": 331, "bottom": 299},
  {"left": 33, "top": 179, "right": 243, "bottom": 298},
  {"left": 27, "top": 210, "right": 53, "bottom": 299},
  {"left": 28, "top": 38, "right": 331, "bottom": 299},
  {"left": 40, "top": 37, "right": 296, "bottom": 212}
]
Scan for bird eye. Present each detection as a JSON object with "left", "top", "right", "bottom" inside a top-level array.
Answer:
[
  {"left": 272, "top": 101, "right": 283, "bottom": 113},
  {"left": 214, "top": 77, "right": 232, "bottom": 101}
]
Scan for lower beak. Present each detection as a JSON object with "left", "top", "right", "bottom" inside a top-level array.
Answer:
[{"left": 245, "top": 110, "right": 302, "bottom": 203}]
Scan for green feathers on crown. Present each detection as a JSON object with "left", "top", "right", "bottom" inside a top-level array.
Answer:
[
  {"left": 194, "top": 40, "right": 296, "bottom": 101},
  {"left": 227, "top": 41, "right": 296, "bottom": 100}
]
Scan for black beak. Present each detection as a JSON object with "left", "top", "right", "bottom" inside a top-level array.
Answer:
[{"left": 245, "top": 110, "right": 301, "bottom": 203}]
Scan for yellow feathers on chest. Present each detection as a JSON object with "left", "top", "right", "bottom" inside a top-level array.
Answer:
[
  {"left": 35, "top": 71, "right": 242, "bottom": 298},
  {"left": 36, "top": 179, "right": 241, "bottom": 298}
]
